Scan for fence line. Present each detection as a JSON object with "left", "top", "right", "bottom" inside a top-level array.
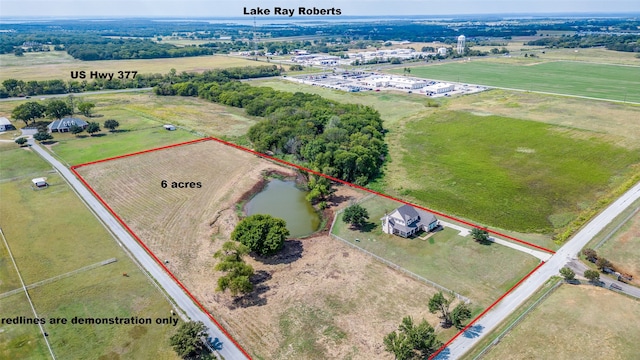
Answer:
[
  {"left": 594, "top": 206, "right": 640, "bottom": 250},
  {"left": 0, "top": 258, "right": 117, "bottom": 299},
  {"left": 330, "top": 205, "right": 471, "bottom": 303},
  {"left": 472, "top": 280, "right": 563, "bottom": 360}
]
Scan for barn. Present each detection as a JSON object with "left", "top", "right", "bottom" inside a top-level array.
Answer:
[{"left": 0, "top": 117, "right": 15, "bottom": 131}]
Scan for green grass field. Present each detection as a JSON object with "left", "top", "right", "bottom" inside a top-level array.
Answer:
[
  {"left": 397, "top": 61, "right": 640, "bottom": 102},
  {"left": 49, "top": 127, "right": 199, "bottom": 165},
  {"left": 0, "top": 147, "right": 179, "bottom": 359},
  {"left": 331, "top": 195, "right": 540, "bottom": 307},
  {"left": 394, "top": 110, "right": 640, "bottom": 234},
  {"left": 482, "top": 285, "right": 640, "bottom": 360}
]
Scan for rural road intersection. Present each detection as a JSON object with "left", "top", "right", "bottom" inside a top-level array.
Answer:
[
  {"left": 27, "top": 139, "right": 249, "bottom": 360},
  {"left": 438, "top": 181, "right": 640, "bottom": 359}
]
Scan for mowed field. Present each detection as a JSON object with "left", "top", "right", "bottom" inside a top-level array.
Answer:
[
  {"left": 0, "top": 51, "right": 262, "bottom": 81},
  {"left": 483, "top": 285, "right": 640, "bottom": 360},
  {"left": 395, "top": 61, "right": 640, "bottom": 102},
  {"left": 396, "top": 110, "right": 640, "bottom": 234},
  {"left": 0, "top": 144, "right": 179, "bottom": 360},
  {"left": 332, "top": 195, "right": 541, "bottom": 307},
  {"left": 77, "top": 140, "right": 453, "bottom": 359}
]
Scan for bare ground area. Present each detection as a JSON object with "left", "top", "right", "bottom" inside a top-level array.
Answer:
[{"left": 78, "top": 140, "right": 447, "bottom": 359}]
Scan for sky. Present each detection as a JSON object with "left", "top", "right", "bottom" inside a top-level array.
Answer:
[{"left": 1, "top": 0, "right": 639, "bottom": 18}]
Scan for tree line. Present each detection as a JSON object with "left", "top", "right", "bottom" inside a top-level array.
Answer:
[
  {"left": 0, "top": 65, "right": 281, "bottom": 98},
  {"left": 526, "top": 34, "right": 640, "bottom": 53},
  {"left": 156, "top": 78, "right": 386, "bottom": 185}
]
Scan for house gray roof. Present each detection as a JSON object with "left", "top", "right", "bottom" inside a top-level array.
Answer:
[
  {"left": 47, "top": 118, "right": 87, "bottom": 131},
  {"left": 384, "top": 205, "right": 438, "bottom": 234}
]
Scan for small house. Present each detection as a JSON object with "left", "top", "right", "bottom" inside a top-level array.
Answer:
[
  {"left": 47, "top": 118, "right": 88, "bottom": 133},
  {"left": 31, "top": 177, "right": 48, "bottom": 188},
  {"left": 163, "top": 124, "right": 176, "bottom": 131},
  {"left": 381, "top": 204, "right": 439, "bottom": 238},
  {"left": 0, "top": 117, "right": 15, "bottom": 131}
]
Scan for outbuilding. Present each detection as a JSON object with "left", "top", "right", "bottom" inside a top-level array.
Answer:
[
  {"left": 163, "top": 124, "right": 176, "bottom": 131},
  {"left": 31, "top": 177, "right": 48, "bottom": 188},
  {"left": 0, "top": 117, "right": 15, "bottom": 131}
]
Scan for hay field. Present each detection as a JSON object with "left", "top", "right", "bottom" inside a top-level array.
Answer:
[
  {"left": 78, "top": 140, "right": 451, "bottom": 359},
  {"left": 447, "top": 89, "right": 640, "bottom": 150},
  {"left": 483, "top": 285, "right": 640, "bottom": 360},
  {"left": 0, "top": 53, "right": 260, "bottom": 81}
]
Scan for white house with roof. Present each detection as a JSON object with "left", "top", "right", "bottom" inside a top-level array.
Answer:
[{"left": 381, "top": 204, "right": 439, "bottom": 238}]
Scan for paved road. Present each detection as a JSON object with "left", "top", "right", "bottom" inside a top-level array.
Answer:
[
  {"left": 438, "top": 181, "right": 640, "bottom": 359},
  {"left": 27, "top": 139, "right": 249, "bottom": 360},
  {"left": 566, "top": 260, "right": 640, "bottom": 299}
]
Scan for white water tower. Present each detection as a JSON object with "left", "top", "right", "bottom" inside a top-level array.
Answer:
[{"left": 456, "top": 35, "right": 466, "bottom": 54}]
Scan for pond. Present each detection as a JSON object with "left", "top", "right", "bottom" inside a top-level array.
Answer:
[{"left": 245, "top": 179, "right": 321, "bottom": 238}]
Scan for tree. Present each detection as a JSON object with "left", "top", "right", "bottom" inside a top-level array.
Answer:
[
  {"left": 584, "top": 269, "right": 600, "bottom": 283},
  {"left": 45, "top": 100, "right": 73, "bottom": 120},
  {"left": 12, "top": 101, "right": 46, "bottom": 125},
  {"left": 428, "top": 291, "right": 454, "bottom": 327},
  {"left": 231, "top": 214, "right": 289, "bottom": 256},
  {"left": 15, "top": 137, "right": 27, "bottom": 146},
  {"left": 559, "top": 267, "right": 576, "bottom": 281},
  {"left": 596, "top": 257, "right": 612, "bottom": 271},
  {"left": 86, "top": 122, "right": 101, "bottom": 136},
  {"left": 33, "top": 131, "right": 53, "bottom": 142},
  {"left": 342, "top": 204, "right": 369, "bottom": 228},
  {"left": 14, "top": 48, "right": 24, "bottom": 56},
  {"left": 383, "top": 316, "right": 443, "bottom": 360},
  {"left": 69, "top": 124, "right": 84, "bottom": 135},
  {"left": 213, "top": 241, "right": 254, "bottom": 296},
  {"left": 471, "top": 227, "right": 490, "bottom": 244},
  {"left": 582, "top": 248, "right": 598, "bottom": 262},
  {"left": 77, "top": 102, "right": 95, "bottom": 117},
  {"left": 104, "top": 119, "right": 120, "bottom": 132},
  {"left": 451, "top": 303, "right": 472, "bottom": 330},
  {"left": 169, "top": 321, "right": 209, "bottom": 359}
]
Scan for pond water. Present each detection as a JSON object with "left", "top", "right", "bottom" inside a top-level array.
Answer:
[{"left": 245, "top": 179, "right": 321, "bottom": 238}]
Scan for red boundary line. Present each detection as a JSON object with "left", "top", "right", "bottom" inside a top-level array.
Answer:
[
  {"left": 70, "top": 136, "right": 557, "bottom": 359},
  {"left": 428, "top": 260, "right": 546, "bottom": 360},
  {"left": 71, "top": 137, "right": 212, "bottom": 169}
]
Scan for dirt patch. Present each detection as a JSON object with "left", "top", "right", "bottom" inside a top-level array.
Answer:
[{"left": 79, "top": 140, "right": 446, "bottom": 359}]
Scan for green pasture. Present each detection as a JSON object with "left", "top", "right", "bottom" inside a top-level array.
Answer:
[
  {"left": 396, "top": 111, "right": 640, "bottom": 233},
  {"left": 0, "top": 147, "right": 178, "bottom": 359},
  {"left": 397, "top": 61, "right": 640, "bottom": 102}
]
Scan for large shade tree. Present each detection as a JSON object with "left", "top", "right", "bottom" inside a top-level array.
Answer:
[
  {"left": 12, "top": 101, "right": 46, "bottom": 125},
  {"left": 231, "top": 214, "right": 289, "bottom": 256},
  {"left": 384, "top": 316, "right": 443, "bottom": 360}
]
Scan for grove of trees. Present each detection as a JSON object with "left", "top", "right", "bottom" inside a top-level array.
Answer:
[
  {"left": 11, "top": 101, "right": 46, "bottom": 125},
  {"left": 213, "top": 241, "right": 254, "bottom": 296}
]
